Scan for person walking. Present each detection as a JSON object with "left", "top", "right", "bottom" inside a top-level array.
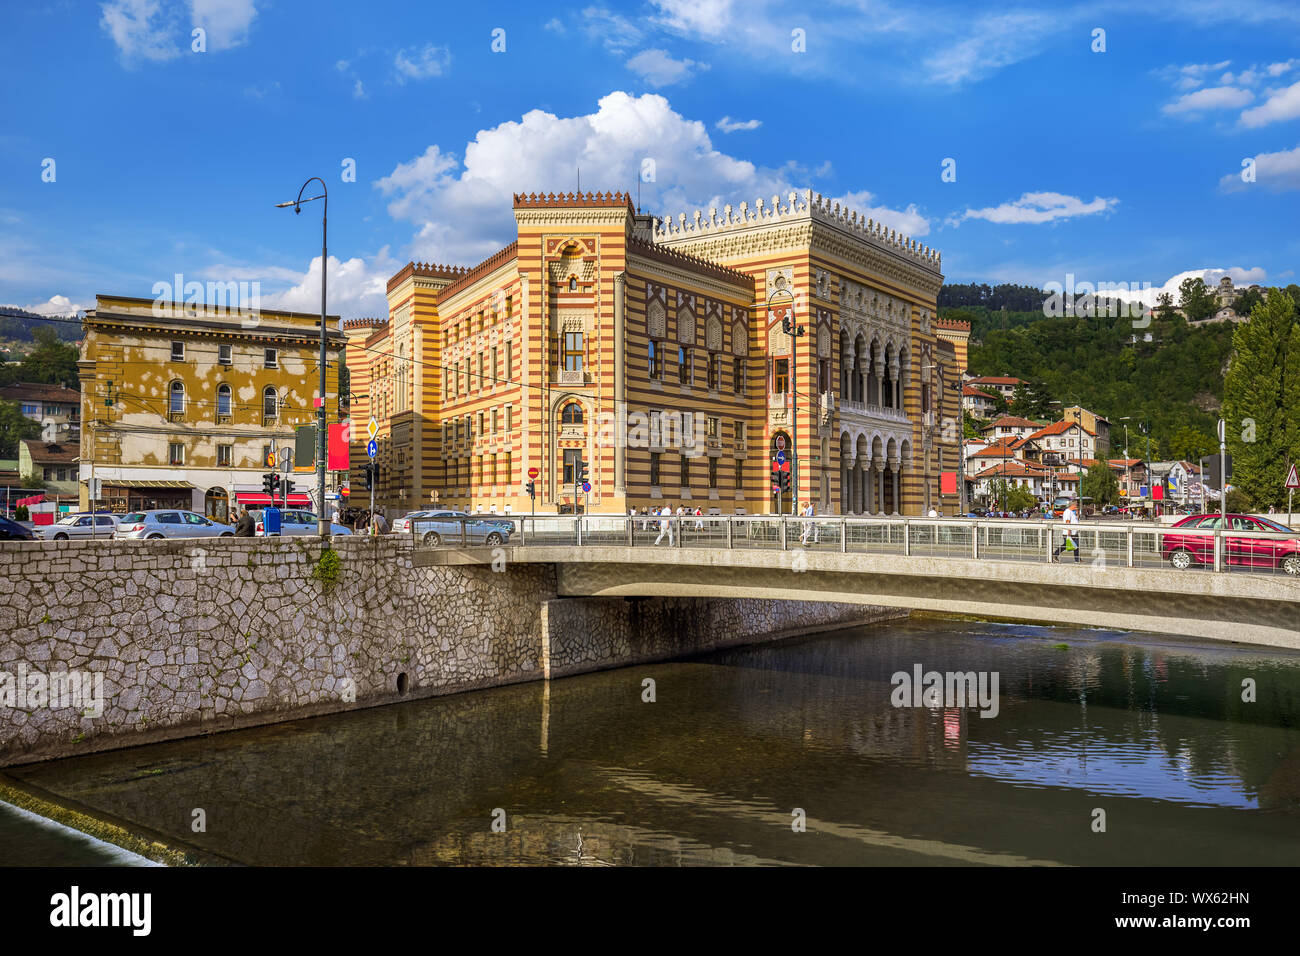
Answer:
[
  {"left": 693, "top": 506, "right": 704, "bottom": 532},
  {"left": 799, "top": 500, "right": 816, "bottom": 545},
  {"left": 233, "top": 507, "right": 255, "bottom": 537},
  {"left": 1052, "top": 500, "right": 1080, "bottom": 562},
  {"left": 654, "top": 505, "right": 673, "bottom": 546}
]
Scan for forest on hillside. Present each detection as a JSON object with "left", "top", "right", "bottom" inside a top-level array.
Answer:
[
  {"left": 960, "top": 308, "right": 1235, "bottom": 461},
  {"left": 0, "top": 305, "right": 81, "bottom": 343}
]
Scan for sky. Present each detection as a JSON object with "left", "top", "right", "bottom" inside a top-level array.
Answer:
[{"left": 2, "top": 0, "right": 1299, "bottom": 320}]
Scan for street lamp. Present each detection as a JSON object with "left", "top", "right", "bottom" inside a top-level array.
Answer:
[
  {"left": 275, "top": 177, "right": 330, "bottom": 536},
  {"left": 767, "top": 281, "right": 801, "bottom": 515}
]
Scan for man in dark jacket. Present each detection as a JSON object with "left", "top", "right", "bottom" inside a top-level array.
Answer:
[{"left": 233, "top": 508, "right": 256, "bottom": 537}]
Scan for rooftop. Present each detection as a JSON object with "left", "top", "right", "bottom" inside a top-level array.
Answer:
[{"left": 654, "top": 189, "right": 941, "bottom": 271}]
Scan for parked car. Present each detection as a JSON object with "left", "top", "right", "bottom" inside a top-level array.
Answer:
[
  {"left": 0, "top": 515, "right": 36, "bottom": 541},
  {"left": 41, "top": 513, "right": 120, "bottom": 540},
  {"left": 114, "top": 510, "right": 236, "bottom": 540},
  {"left": 392, "top": 510, "right": 432, "bottom": 535},
  {"left": 255, "top": 510, "right": 352, "bottom": 536},
  {"left": 408, "top": 510, "right": 513, "bottom": 546},
  {"left": 1161, "top": 513, "right": 1300, "bottom": 574}
]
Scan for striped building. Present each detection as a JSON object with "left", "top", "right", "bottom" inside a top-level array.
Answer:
[{"left": 348, "top": 189, "right": 965, "bottom": 516}]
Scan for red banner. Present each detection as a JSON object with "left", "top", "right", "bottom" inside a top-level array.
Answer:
[
  {"left": 328, "top": 421, "right": 350, "bottom": 471},
  {"left": 940, "top": 471, "right": 957, "bottom": 495}
]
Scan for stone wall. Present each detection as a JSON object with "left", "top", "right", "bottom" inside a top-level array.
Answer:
[{"left": 0, "top": 537, "right": 898, "bottom": 766}]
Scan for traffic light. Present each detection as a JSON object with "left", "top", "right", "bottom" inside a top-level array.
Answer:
[
  {"left": 363, "top": 463, "right": 374, "bottom": 490},
  {"left": 525, "top": 480, "right": 536, "bottom": 498},
  {"left": 781, "top": 313, "right": 792, "bottom": 334},
  {"left": 282, "top": 478, "right": 295, "bottom": 498},
  {"left": 269, "top": 473, "right": 281, "bottom": 497},
  {"left": 577, "top": 459, "right": 588, "bottom": 484},
  {"left": 1207, "top": 454, "right": 1233, "bottom": 489},
  {"left": 262, "top": 473, "right": 275, "bottom": 495},
  {"left": 779, "top": 468, "right": 791, "bottom": 493}
]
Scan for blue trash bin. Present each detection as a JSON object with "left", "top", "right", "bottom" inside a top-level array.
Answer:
[{"left": 263, "top": 506, "right": 282, "bottom": 536}]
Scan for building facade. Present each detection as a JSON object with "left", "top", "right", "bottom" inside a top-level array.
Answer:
[
  {"left": 78, "top": 295, "right": 343, "bottom": 517},
  {"left": 0, "top": 383, "right": 80, "bottom": 442},
  {"left": 349, "top": 190, "right": 963, "bottom": 517}
]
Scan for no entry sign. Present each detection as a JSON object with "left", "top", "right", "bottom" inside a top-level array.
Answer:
[{"left": 528, "top": 466, "right": 540, "bottom": 480}]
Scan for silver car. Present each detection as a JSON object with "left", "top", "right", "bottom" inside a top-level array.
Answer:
[
  {"left": 41, "top": 513, "right": 120, "bottom": 540},
  {"left": 255, "top": 509, "right": 353, "bottom": 536},
  {"left": 114, "top": 510, "right": 236, "bottom": 539},
  {"left": 410, "top": 510, "right": 513, "bottom": 546}
]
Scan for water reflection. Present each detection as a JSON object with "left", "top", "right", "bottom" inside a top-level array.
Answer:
[{"left": 5, "top": 618, "right": 1300, "bottom": 866}]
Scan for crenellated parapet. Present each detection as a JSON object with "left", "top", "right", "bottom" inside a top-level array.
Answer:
[{"left": 653, "top": 189, "right": 941, "bottom": 271}]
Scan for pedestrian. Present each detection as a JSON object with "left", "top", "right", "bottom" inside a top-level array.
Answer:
[
  {"left": 233, "top": 507, "right": 255, "bottom": 537},
  {"left": 800, "top": 500, "right": 816, "bottom": 545},
  {"left": 654, "top": 505, "right": 672, "bottom": 545},
  {"left": 1051, "top": 500, "right": 1080, "bottom": 563},
  {"left": 330, "top": 504, "right": 341, "bottom": 525},
  {"left": 694, "top": 506, "right": 704, "bottom": 532}
]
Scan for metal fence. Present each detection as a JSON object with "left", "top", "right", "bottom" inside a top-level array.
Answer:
[{"left": 407, "top": 514, "right": 1300, "bottom": 578}]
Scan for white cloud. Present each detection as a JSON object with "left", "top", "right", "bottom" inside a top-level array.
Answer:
[
  {"left": 1162, "top": 85, "right": 1254, "bottom": 115},
  {"left": 393, "top": 44, "right": 451, "bottom": 83},
  {"left": 833, "top": 190, "right": 930, "bottom": 237},
  {"left": 25, "top": 295, "right": 87, "bottom": 316},
  {"left": 1220, "top": 143, "right": 1300, "bottom": 192},
  {"left": 1240, "top": 78, "right": 1300, "bottom": 127},
  {"left": 923, "top": 12, "right": 1060, "bottom": 86},
  {"left": 1266, "top": 59, "right": 1299, "bottom": 77},
  {"left": 1154, "top": 60, "right": 1233, "bottom": 92},
  {"left": 260, "top": 250, "right": 398, "bottom": 320},
  {"left": 1085, "top": 268, "right": 1269, "bottom": 309},
  {"left": 375, "top": 92, "right": 912, "bottom": 265},
  {"left": 189, "top": 0, "right": 257, "bottom": 50},
  {"left": 99, "top": 0, "right": 182, "bottom": 63},
  {"left": 101, "top": 0, "right": 256, "bottom": 62},
  {"left": 650, "top": 0, "right": 735, "bottom": 38},
  {"left": 544, "top": 18, "right": 564, "bottom": 34},
  {"left": 716, "top": 116, "right": 761, "bottom": 132},
  {"left": 951, "top": 192, "right": 1118, "bottom": 226},
  {"left": 353, "top": 80, "right": 367, "bottom": 100},
  {"left": 581, "top": 7, "right": 643, "bottom": 53},
  {"left": 627, "top": 48, "right": 706, "bottom": 87}
]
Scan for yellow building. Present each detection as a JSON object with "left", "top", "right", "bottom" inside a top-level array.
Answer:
[
  {"left": 350, "top": 189, "right": 963, "bottom": 517},
  {"left": 79, "top": 294, "right": 343, "bottom": 518}
]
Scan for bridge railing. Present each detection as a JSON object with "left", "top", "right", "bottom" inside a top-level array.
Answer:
[{"left": 406, "top": 514, "right": 1300, "bottom": 577}]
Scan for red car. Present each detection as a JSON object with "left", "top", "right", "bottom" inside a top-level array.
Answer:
[{"left": 1161, "top": 513, "right": 1300, "bottom": 574}]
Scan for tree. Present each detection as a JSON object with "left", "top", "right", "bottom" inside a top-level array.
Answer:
[
  {"left": 16, "top": 327, "right": 79, "bottom": 385},
  {"left": 1168, "top": 425, "right": 1214, "bottom": 463},
  {"left": 1234, "top": 287, "right": 1263, "bottom": 317},
  {"left": 0, "top": 399, "right": 40, "bottom": 458},
  {"left": 1223, "top": 289, "right": 1300, "bottom": 509},
  {"left": 1009, "top": 380, "right": 1054, "bottom": 419},
  {"left": 1081, "top": 461, "right": 1120, "bottom": 506},
  {"left": 975, "top": 386, "right": 1008, "bottom": 415},
  {"left": 1179, "top": 277, "right": 1219, "bottom": 322},
  {"left": 1005, "top": 484, "right": 1037, "bottom": 512}
]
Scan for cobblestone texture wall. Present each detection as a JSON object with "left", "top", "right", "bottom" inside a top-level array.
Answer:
[{"left": 0, "top": 537, "right": 899, "bottom": 766}]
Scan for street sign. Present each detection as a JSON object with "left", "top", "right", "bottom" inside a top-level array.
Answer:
[
  {"left": 528, "top": 466, "right": 539, "bottom": 480},
  {"left": 367, "top": 439, "right": 378, "bottom": 459},
  {"left": 775, "top": 435, "right": 786, "bottom": 451},
  {"left": 366, "top": 417, "right": 378, "bottom": 441},
  {"left": 1286, "top": 463, "right": 1300, "bottom": 489},
  {"left": 582, "top": 481, "right": 591, "bottom": 493},
  {"left": 265, "top": 451, "right": 276, "bottom": 468},
  {"left": 277, "top": 447, "right": 293, "bottom": 468},
  {"left": 775, "top": 450, "right": 786, "bottom": 465}
]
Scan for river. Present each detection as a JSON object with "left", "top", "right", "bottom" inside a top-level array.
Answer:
[{"left": 3, "top": 617, "right": 1299, "bottom": 865}]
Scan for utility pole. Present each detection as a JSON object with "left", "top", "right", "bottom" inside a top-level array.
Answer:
[{"left": 1218, "top": 418, "right": 1227, "bottom": 526}]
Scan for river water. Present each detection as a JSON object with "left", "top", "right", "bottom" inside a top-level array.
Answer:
[{"left": 4, "top": 617, "right": 1300, "bottom": 866}]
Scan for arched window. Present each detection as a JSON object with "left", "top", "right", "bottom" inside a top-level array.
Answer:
[
  {"left": 217, "top": 384, "right": 232, "bottom": 417},
  {"left": 561, "top": 403, "right": 584, "bottom": 425},
  {"left": 169, "top": 380, "right": 185, "bottom": 414},
  {"left": 263, "top": 386, "right": 278, "bottom": 420},
  {"left": 568, "top": 276, "right": 577, "bottom": 291}
]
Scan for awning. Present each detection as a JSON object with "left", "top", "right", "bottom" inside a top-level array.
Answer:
[
  {"left": 235, "top": 492, "right": 312, "bottom": 507},
  {"left": 16, "top": 493, "right": 44, "bottom": 506},
  {"left": 104, "top": 479, "right": 196, "bottom": 489}
]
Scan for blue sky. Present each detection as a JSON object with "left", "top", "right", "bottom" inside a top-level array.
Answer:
[{"left": 2, "top": 0, "right": 1299, "bottom": 319}]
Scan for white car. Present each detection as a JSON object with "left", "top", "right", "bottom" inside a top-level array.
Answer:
[
  {"left": 255, "top": 509, "right": 353, "bottom": 536},
  {"left": 115, "top": 510, "right": 236, "bottom": 539},
  {"left": 42, "top": 513, "right": 120, "bottom": 540}
]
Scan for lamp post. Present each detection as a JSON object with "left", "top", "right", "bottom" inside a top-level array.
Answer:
[
  {"left": 275, "top": 177, "right": 330, "bottom": 536},
  {"left": 768, "top": 282, "right": 800, "bottom": 515}
]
